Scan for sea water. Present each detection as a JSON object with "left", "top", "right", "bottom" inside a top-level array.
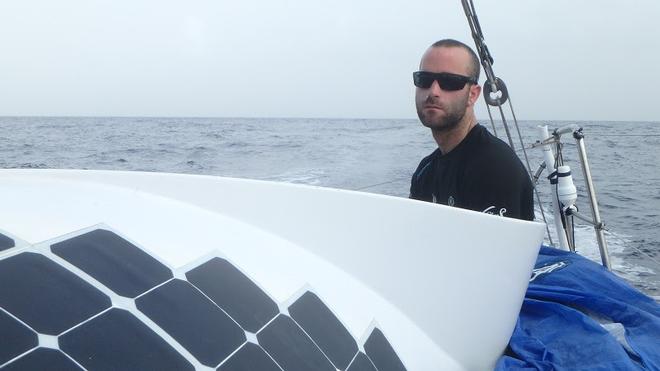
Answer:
[{"left": 1, "top": 116, "right": 658, "bottom": 296}]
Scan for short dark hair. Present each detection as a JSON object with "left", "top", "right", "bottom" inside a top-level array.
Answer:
[{"left": 430, "top": 39, "right": 480, "bottom": 81}]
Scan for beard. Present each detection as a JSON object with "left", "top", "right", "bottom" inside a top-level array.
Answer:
[{"left": 416, "top": 91, "right": 469, "bottom": 132}]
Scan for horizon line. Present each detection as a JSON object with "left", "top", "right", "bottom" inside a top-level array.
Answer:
[{"left": 0, "top": 114, "right": 658, "bottom": 124}]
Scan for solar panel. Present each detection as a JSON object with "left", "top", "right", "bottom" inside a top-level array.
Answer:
[
  {"left": 186, "top": 257, "right": 279, "bottom": 333},
  {"left": 364, "top": 328, "right": 407, "bottom": 371},
  {"left": 0, "top": 253, "right": 111, "bottom": 335},
  {"left": 288, "top": 291, "right": 358, "bottom": 369},
  {"left": 59, "top": 308, "right": 194, "bottom": 370},
  {"left": 347, "top": 352, "right": 379, "bottom": 371},
  {"left": 217, "top": 343, "right": 282, "bottom": 371},
  {"left": 136, "top": 279, "right": 246, "bottom": 367},
  {"left": 0, "top": 227, "right": 408, "bottom": 370},
  {"left": 257, "top": 314, "right": 336, "bottom": 371},
  {"left": 1, "top": 348, "right": 83, "bottom": 371},
  {"left": 0, "top": 309, "right": 38, "bottom": 365},
  {"left": 52, "top": 229, "right": 173, "bottom": 298},
  {"left": 0, "top": 233, "right": 14, "bottom": 252}
]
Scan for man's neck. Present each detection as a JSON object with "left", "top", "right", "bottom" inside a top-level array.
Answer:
[{"left": 432, "top": 116, "right": 477, "bottom": 154}]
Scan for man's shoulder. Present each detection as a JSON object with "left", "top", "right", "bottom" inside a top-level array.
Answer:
[
  {"left": 471, "top": 126, "right": 523, "bottom": 165},
  {"left": 473, "top": 125, "right": 515, "bottom": 153},
  {"left": 410, "top": 148, "right": 440, "bottom": 200},
  {"left": 412, "top": 148, "right": 440, "bottom": 178},
  {"left": 466, "top": 125, "right": 529, "bottom": 182}
]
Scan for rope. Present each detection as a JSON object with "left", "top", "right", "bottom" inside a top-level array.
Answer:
[
  {"left": 505, "top": 96, "right": 553, "bottom": 243},
  {"left": 486, "top": 104, "right": 498, "bottom": 137},
  {"left": 462, "top": 0, "right": 558, "bottom": 243},
  {"left": 462, "top": 0, "right": 658, "bottom": 273},
  {"left": 353, "top": 178, "right": 407, "bottom": 191},
  {"left": 462, "top": 0, "right": 497, "bottom": 86},
  {"left": 497, "top": 104, "right": 515, "bottom": 149},
  {"left": 508, "top": 97, "right": 530, "bottom": 171}
]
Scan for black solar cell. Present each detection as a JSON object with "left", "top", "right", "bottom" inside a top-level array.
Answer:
[
  {"left": 51, "top": 229, "right": 172, "bottom": 298},
  {"left": 0, "top": 253, "right": 111, "bottom": 335},
  {"left": 257, "top": 314, "right": 335, "bottom": 371},
  {"left": 2, "top": 348, "right": 83, "bottom": 371},
  {"left": 186, "top": 257, "right": 278, "bottom": 332},
  {"left": 136, "top": 279, "right": 246, "bottom": 367},
  {"left": 217, "top": 343, "right": 282, "bottom": 371},
  {"left": 364, "top": 328, "right": 407, "bottom": 371},
  {"left": 0, "top": 233, "right": 14, "bottom": 252},
  {"left": 59, "top": 308, "right": 194, "bottom": 371},
  {"left": 0, "top": 309, "right": 38, "bottom": 365},
  {"left": 288, "top": 291, "right": 358, "bottom": 369},
  {"left": 0, "top": 227, "right": 407, "bottom": 371},
  {"left": 347, "top": 352, "right": 378, "bottom": 371}
]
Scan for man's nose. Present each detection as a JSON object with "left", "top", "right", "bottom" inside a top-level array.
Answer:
[{"left": 428, "top": 80, "right": 442, "bottom": 96}]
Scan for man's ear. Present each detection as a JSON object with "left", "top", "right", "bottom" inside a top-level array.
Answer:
[{"left": 469, "top": 84, "right": 482, "bottom": 106}]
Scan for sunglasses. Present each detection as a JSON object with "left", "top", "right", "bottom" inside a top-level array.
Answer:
[{"left": 413, "top": 71, "right": 478, "bottom": 91}]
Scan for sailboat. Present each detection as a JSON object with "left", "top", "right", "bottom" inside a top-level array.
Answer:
[{"left": 1, "top": 1, "right": 659, "bottom": 371}]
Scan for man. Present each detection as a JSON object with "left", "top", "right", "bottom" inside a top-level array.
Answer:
[{"left": 409, "top": 39, "right": 534, "bottom": 221}]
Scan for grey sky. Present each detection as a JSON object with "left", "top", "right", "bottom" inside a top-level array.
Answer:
[{"left": 1, "top": 1, "right": 658, "bottom": 121}]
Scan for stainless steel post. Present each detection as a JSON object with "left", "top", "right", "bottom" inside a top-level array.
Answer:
[
  {"left": 539, "top": 125, "right": 570, "bottom": 250},
  {"left": 574, "top": 130, "right": 612, "bottom": 270},
  {"left": 565, "top": 214, "right": 576, "bottom": 252}
]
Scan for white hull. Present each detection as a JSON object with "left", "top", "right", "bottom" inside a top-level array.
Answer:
[{"left": 0, "top": 169, "right": 545, "bottom": 370}]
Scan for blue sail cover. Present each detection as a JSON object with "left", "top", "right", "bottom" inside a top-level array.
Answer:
[{"left": 497, "top": 246, "right": 660, "bottom": 371}]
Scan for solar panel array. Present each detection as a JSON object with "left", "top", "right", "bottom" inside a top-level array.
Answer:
[
  {"left": 0, "top": 232, "right": 14, "bottom": 252},
  {"left": 0, "top": 229, "right": 407, "bottom": 370}
]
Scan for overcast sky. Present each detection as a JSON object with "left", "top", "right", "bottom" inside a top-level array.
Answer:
[{"left": 1, "top": 1, "right": 658, "bottom": 121}]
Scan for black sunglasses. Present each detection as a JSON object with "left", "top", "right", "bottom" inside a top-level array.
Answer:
[{"left": 413, "top": 71, "right": 478, "bottom": 91}]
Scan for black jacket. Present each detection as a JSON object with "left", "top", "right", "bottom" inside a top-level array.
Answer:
[{"left": 410, "top": 124, "right": 534, "bottom": 221}]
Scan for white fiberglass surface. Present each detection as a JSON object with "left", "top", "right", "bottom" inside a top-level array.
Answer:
[{"left": 0, "top": 169, "right": 545, "bottom": 370}]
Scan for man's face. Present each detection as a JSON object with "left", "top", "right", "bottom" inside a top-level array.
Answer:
[{"left": 415, "top": 46, "right": 477, "bottom": 132}]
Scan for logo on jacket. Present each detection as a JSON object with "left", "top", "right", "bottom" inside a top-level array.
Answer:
[{"left": 482, "top": 206, "right": 507, "bottom": 216}]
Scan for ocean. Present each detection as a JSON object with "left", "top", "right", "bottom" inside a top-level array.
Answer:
[{"left": 1, "top": 116, "right": 658, "bottom": 296}]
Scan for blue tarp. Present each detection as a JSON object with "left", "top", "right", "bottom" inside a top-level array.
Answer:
[{"left": 496, "top": 246, "right": 660, "bottom": 371}]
